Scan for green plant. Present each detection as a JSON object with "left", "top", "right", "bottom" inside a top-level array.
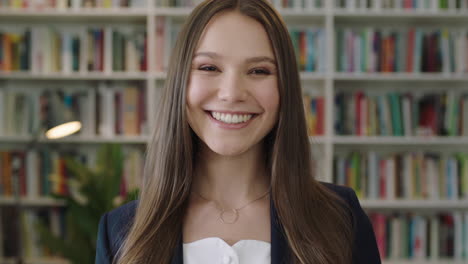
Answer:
[{"left": 37, "top": 143, "right": 139, "bottom": 264}]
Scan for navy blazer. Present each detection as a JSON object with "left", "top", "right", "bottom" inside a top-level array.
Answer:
[{"left": 96, "top": 183, "right": 381, "bottom": 264}]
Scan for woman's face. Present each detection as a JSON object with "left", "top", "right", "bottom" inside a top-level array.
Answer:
[{"left": 186, "top": 11, "right": 279, "bottom": 157}]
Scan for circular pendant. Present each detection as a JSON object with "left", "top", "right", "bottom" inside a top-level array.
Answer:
[{"left": 220, "top": 209, "right": 239, "bottom": 224}]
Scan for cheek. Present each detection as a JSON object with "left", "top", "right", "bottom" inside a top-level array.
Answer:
[
  {"left": 186, "top": 79, "right": 205, "bottom": 108},
  {"left": 186, "top": 75, "right": 218, "bottom": 105},
  {"left": 256, "top": 83, "right": 280, "bottom": 114}
]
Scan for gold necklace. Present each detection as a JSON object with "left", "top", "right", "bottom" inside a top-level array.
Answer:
[{"left": 193, "top": 189, "right": 270, "bottom": 224}]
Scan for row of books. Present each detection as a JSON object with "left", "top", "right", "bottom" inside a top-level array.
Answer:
[
  {"left": 97, "top": 82, "right": 148, "bottom": 137},
  {"left": 369, "top": 212, "right": 468, "bottom": 260},
  {"left": 112, "top": 29, "right": 147, "bottom": 72},
  {"left": 154, "top": 0, "right": 324, "bottom": 8},
  {"left": 155, "top": 17, "right": 324, "bottom": 73},
  {"left": 155, "top": 17, "right": 181, "bottom": 72},
  {"left": 336, "top": 0, "right": 468, "bottom": 11},
  {"left": 334, "top": 151, "right": 468, "bottom": 200},
  {"left": 269, "top": 0, "right": 324, "bottom": 9},
  {"left": 290, "top": 28, "right": 326, "bottom": 73},
  {"left": 0, "top": 89, "right": 38, "bottom": 136},
  {"left": 303, "top": 95, "right": 325, "bottom": 135},
  {"left": 0, "top": 83, "right": 148, "bottom": 137},
  {"left": 155, "top": 0, "right": 201, "bottom": 6},
  {"left": 0, "top": 207, "right": 65, "bottom": 258},
  {"left": 0, "top": 148, "right": 143, "bottom": 198},
  {"left": 336, "top": 28, "right": 468, "bottom": 73},
  {"left": 0, "top": 150, "right": 86, "bottom": 198},
  {"left": 0, "top": 26, "right": 147, "bottom": 73},
  {"left": 334, "top": 91, "right": 468, "bottom": 137},
  {"left": 0, "top": 0, "right": 145, "bottom": 9}
]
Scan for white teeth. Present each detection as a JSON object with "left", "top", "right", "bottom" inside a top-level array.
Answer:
[{"left": 210, "top": 111, "right": 253, "bottom": 124}]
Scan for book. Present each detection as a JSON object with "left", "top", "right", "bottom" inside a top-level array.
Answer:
[
  {"left": 289, "top": 27, "right": 326, "bottom": 72},
  {"left": 336, "top": 90, "right": 468, "bottom": 137},
  {"left": 367, "top": 212, "right": 468, "bottom": 261},
  {"left": 303, "top": 95, "right": 325, "bottom": 136},
  {"left": 0, "top": 88, "right": 4, "bottom": 136},
  {"left": 334, "top": 150, "right": 468, "bottom": 200},
  {"left": 336, "top": 27, "right": 468, "bottom": 74},
  {"left": 337, "top": 1, "right": 468, "bottom": 14}
]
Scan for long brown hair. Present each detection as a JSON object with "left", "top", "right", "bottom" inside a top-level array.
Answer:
[{"left": 116, "top": 0, "right": 354, "bottom": 263}]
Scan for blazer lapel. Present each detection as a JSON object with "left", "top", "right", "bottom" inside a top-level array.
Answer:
[
  {"left": 170, "top": 196, "right": 290, "bottom": 264},
  {"left": 270, "top": 195, "right": 290, "bottom": 264},
  {"left": 171, "top": 232, "right": 183, "bottom": 264}
]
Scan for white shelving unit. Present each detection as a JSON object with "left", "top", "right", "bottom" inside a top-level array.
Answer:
[
  {"left": 0, "top": 257, "right": 70, "bottom": 264},
  {"left": 382, "top": 261, "right": 467, "bottom": 264},
  {"left": 361, "top": 199, "right": 468, "bottom": 211},
  {"left": 333, "top": 136, "right": 468, "bottom": 145},
  {"left": 0, "top": 197, "right": 65, "bottom": 207},
  {"left": 1, "top": 0, "right": 467, "bottom": 263}
]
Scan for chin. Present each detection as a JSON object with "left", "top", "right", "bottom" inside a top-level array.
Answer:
[{"left": 207, "top": 141, "right": 251, "bottom": 157}]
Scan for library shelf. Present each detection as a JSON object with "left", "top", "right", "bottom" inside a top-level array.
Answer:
[
  {"left": 383, "top": 260, "right": 468, "bottom": 264},
  {"left": 2, "top": 135, "right": 323, "bottom": 145},
  {"left": 153, "top": 7, "right": 193, "bottom": 16},
  {"left": 274, "top": 8, "right": 326, "bottom": 19},
  {"left": 334, "top": 9, "right": 468, "bottom": 19},
  {"left": 1, "top": 3, "right": 468, "bottom": 263},
  {"left": 0, "top": 136, "right": 150, "bottom": 144},
  {"left": 0, "top": 71, "right": 148, "bottom": 81},
  {"left": 300, "top": 72, "right": 327, "bottom": 81},
  {"left": 154, "top": 6, "right": 326, "bottom": 18},
  {"left": 309, "top": 136, "right": 327, "bottom": 144},
  {"left": 333, "top": 72, "right": 468, "bottom": 82},
  {"left": 0, "top": 136, "right": 32, "bottom": 142},
  {"left": 0, "top": 197, "right": 65, "bottom": 207},
  {"left": 152, "top": 71, "right": 326, "bottom": 81},
  {"left": 382, "top": 259, "right": 466, "bottom": 264},
  {"left": 152, "top": 71, "right": 167, "bottom": 80},
  {"left": 361, "top": 199, "right": 468, "bottom": 211},
  {"left": 39, "top": 135, "right": 150, "bottom": 144},
  {"left": 0, "top": 257, "right": 69, "bottom": 264},
  {"left": 0, "top": 8, "right": 148, "bottom": 21},
  {"left": 333, "top": 136, "right": 468, "bottom": 145}
]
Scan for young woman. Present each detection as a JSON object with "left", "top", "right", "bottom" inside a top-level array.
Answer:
[{"left": 95, "top": 0, "right": 381, "bottom": 263}]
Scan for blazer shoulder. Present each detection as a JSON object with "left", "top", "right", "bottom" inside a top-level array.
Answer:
[
  {"left": 106, "top": 200, "right": 138, "bottom": 245},
  {"left": 96, "top": 200, "right": 138, "bottom": 263},
  {"left": 319, "top": 181, "right": 382, "bottom": 263},
  {"left": 319, "top": 181, "right": 354, "bottom": 201},
  {"left": 107, "top": 200, "right": 138, "bottom": 226}
]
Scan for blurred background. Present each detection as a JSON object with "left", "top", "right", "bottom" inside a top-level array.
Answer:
[{"left": 0, "top": 0, "right": 468, "bottom": 263}]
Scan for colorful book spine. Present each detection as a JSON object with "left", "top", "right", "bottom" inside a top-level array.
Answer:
[
  {"left": 303, "top": 95, "right": 325, "bottom": 136},
  {"left": 0, "top": 148, "right": 144, "bottom": 198},
  {"left": 334, "top": 150, "right": 468, "bottom": 200},
  {"left": 368, "top": 212, "right": 468, "bottom": 260},
  {"left": 335, "top": 90, "right": 468, "bottom": 137},
  {"left": 289, "top": 28, "right": 326, "bottom": 73},
  {"left": 336, "top": 27, "right": 468, "bottom": 74},
  {"left": 1, "top": 25, "right": 147, "bottom": 74},
  {"left": 0, "top": 0, "right": 144, "bottom": 9},
  {"left": 336, "top": 0, "right": 468, "bottom": 11}
]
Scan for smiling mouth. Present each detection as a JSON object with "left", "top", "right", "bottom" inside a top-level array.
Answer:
[{"left": 206, "top": 111, "right": 258, "bottom": 124}]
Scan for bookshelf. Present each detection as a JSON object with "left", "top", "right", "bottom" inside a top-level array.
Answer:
[
  {"left": 1, "top": 0, "right": 468, "bottom": 262},
  {"left": 0, "top": 197, "right": 65, "bottom": 207}
]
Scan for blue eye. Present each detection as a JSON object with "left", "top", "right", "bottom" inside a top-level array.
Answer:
[
  {"left": 199, "top": 66, "right": 218, "bottom": 72},
  {"left": 250, "top": 68, "right": 271, "bottom": 75}
]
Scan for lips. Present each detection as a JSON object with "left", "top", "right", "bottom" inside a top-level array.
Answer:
[
  {"left": 210, "top": 111, "right": 253, "bottom": 124},
  {"left": 205, "top": 110, "right": 258, "bottom": 129}
]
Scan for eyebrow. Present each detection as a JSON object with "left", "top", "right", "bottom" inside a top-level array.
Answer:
[{"left": 193, "top": 51, "right": 277, "bottom": 65}]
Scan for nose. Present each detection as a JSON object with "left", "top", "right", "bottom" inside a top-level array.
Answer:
[{"left": 217, "top": 71, "right": 248, "bottom": 102}]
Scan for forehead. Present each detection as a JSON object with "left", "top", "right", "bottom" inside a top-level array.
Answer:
[{"left": 195, "top": 11, "right": 275, "bottom": 59}]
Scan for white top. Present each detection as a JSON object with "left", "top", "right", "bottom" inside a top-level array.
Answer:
[{"left": 182, "top": 237, "right": 271, "bottom": 264}]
